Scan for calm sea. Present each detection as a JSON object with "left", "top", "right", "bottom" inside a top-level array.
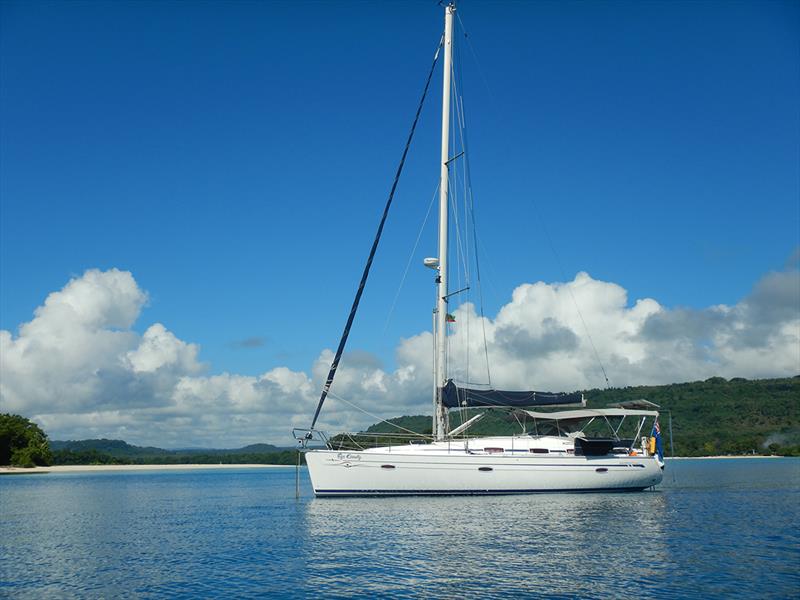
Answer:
[{"left": 1, "top": 458, "right": 798, "bottom": 598}]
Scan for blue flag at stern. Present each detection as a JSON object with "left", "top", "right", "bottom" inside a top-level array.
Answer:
[{"left": 651, "top": 420, "right": 664, "bottom": 463}]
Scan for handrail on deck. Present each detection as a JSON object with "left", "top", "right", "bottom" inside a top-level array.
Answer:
[{"left": 326, "top": 431, "right": 434, "bottom": 451}]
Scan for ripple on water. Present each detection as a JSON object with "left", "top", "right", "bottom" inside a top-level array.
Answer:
[{"left": 1, "top": 460, "right": 798, "bottom": 598}]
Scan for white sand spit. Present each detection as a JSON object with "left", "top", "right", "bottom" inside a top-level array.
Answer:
[{"left": 0, "top": 464, "right": 295, "bottom": 475}]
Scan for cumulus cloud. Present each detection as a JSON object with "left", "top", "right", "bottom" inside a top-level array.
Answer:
[
  {"left": 0, "top": 269, "right": 150, "bottom": 414},
  {"left": 126, "top": 324, "right": 203, "bottom": 374},
  {"left": 635, "top": 269, "right": 800, "bottom": 379},
  {"left": 1, "top": 265, "right": 798, "bottom": 447},
  {"left": 428, "top": 272, "right": 667, "bottom": 392}
]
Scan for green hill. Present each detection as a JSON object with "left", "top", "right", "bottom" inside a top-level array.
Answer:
[
  {"left": 51, "top": 439, "right": 281, "bottom": 456},
  {"left": 585, "top": 376, "right": 799, "bottom": 456},
  {"left": 50, "top": 439, "right": 166, "bottom": 457},
  {"left": 365, "top": 376, "right": 800, "bottom": 456},
  {"left": 49, "top": 439, "right": 296, "bottom": 466}
]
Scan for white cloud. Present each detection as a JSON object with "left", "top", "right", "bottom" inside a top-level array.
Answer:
[
  {"left": 1, "top": 266, "right": 797, "bottom": 447},
  {"left": 0, "top": 269, "right": 148, "bottom": 414},
  {"left": 126, "top": 324, "right": 202, "bottom": 375}
]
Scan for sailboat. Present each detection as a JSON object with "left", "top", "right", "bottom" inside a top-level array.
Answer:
[{"left": 295, "top": 4, "right": 664, "bottom": 496}]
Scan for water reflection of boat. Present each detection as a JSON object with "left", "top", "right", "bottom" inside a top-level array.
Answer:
[
  {"left": 300, "top": 491, "right": 670, "bottom": 596},
  {"left": 294, "top": 3, "right": 664, "bottom": 496}
]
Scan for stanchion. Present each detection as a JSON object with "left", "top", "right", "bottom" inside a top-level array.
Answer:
[{"left": 295, "top": 448, "right": 300, "bottom": 499}]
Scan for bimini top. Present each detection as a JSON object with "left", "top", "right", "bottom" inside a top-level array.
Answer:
[
  {"left": 522, "top": 408, "right": 659, "bottom": 420},
  {"left": 441, "top": 380, "right": 584, "bottom": 409}
]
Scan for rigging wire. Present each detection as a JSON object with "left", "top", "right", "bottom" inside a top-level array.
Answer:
[
  {"left": 448, "top": 180, "right": 468, "bottom": 292},
  {"left": 309, "top": 38, "right": 443, "bottom": 431},
  {"left": 328, "top": 391, "right": 429, "bottom": 437},
  {"left": 533, "top": 207, "right": 612, "bottom": 389},
  {"left": 470, "top": 202, "right": 493, "bottom": 388},
  {"left": 382, "top": 182, "right": 440, "bottom": 334},
  {"left": 443, "top": 24, "right": 463, "bottom": 427},
  {"left": 443, "top": 55, "right": 466, "bottom": 431},
  {"left": 451, "top": 19, "right": 492, "bottom": 388},
  {"left": 458, "top": 90, "right": 471, "bottom": 394},
  {"left": 443, "top": 18, "right": 497, "bottom": 427},
  {"left": 451, "top": 41, "right": 471, "bottom": 429},
  {"left": 456, "top": 9, "right": 609, "bottom": 390},
  {"left": 455, "top": 11, "right": 497, "bottom": 107}
]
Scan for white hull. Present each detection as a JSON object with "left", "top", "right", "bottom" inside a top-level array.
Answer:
[{"left": 305, "top": 443, "right": 663, "bottom": 497}]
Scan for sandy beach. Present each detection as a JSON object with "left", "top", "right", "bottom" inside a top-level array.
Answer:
[
  {"left": 666, "top": 455, "right": 786, "bottom": 460},
  {"left": 0, "top": 464, "right": 295, "bottom": 475}
]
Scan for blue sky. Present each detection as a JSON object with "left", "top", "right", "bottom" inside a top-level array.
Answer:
[{"left": 1, "top": 1, "right": 798, "bottom": 445}]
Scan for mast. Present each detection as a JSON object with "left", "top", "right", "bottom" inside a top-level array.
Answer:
[{"left": 433, "top": 3, "right": 455, "bottom": 441}]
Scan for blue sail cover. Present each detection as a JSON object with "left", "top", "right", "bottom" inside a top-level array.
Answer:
[{"left": 441, "top": 380, "right": 583, "bottom": 409}]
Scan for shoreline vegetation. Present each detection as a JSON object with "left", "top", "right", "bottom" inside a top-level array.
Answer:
[
  {"left": 0, "top": 416, "right": 304, "bottom": 469},
  {"left": 2, "top": 375, "right": 799, "bottom": 470}
]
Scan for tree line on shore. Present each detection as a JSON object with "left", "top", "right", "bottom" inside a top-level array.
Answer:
[
  {"left": 0, "top": 417, "right": 302, "bottom": 468},
  {"left": 50, "top": 447, "right": 303, "bottom": 466}
]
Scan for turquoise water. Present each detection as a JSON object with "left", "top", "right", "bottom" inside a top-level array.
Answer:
[{"left": 1, "top": 459, "right": 798, "bottom": 598}]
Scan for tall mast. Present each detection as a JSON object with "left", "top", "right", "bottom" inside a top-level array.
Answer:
[{"left": 433, "top": 3, "right": 455, "bottom": 441}]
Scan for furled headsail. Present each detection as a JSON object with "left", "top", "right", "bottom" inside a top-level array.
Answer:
[{"left": 441, "top": 380, "right": 584, "bottom": 409}]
